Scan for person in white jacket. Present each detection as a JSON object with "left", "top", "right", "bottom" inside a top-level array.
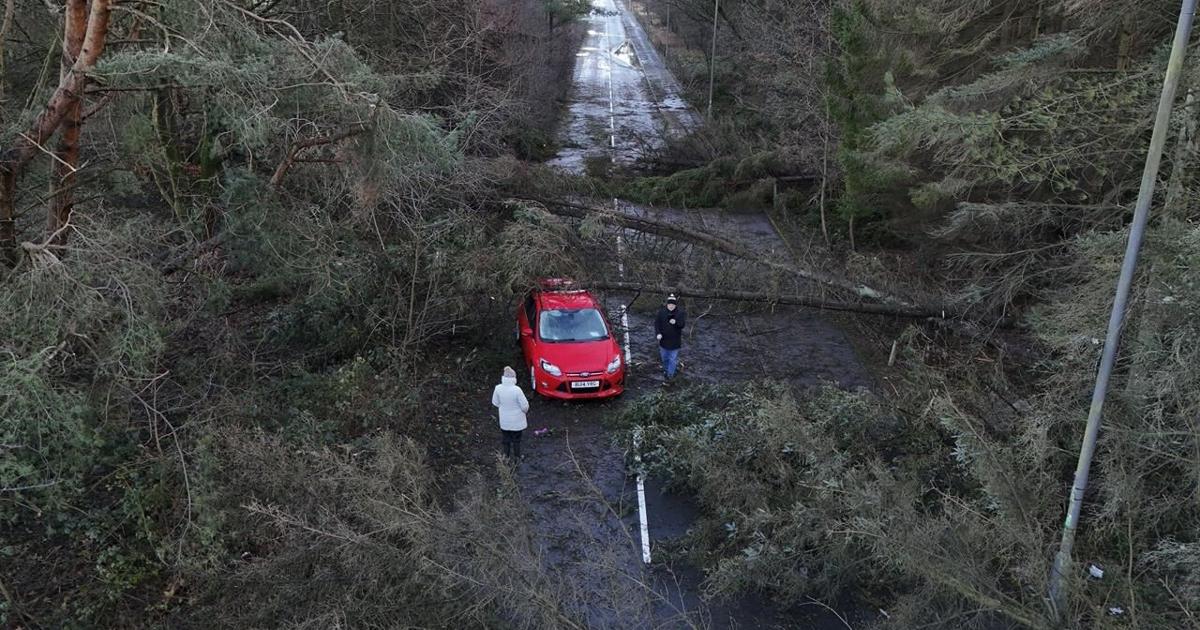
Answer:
[{"left": 492, "top": 366, "right": 530, "bottom": 462}]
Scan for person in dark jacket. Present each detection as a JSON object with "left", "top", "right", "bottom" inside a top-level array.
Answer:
[{"left": 654, "top": 294, "right": 686, "bottom": 379}]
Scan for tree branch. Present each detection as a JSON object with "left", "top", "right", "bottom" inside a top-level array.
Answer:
[
  {"left": 270, "top": 125, "right": 368, "bottom": 188},
  {"left": 589, "top": 280, "right": 957, "bottom": 319},
  {"left": 519, "top": 196, "right": 913, "bottom": 305}
]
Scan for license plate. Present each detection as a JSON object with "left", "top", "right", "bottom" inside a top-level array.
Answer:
[{"left": 571, "top": 380, "right": 600, "bottom": 389}]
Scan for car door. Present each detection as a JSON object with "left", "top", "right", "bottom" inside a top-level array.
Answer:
[{"left": 519, "top": 291, "right": 538, "bottom": 368}]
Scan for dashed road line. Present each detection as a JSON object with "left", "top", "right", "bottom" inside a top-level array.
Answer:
[
  {"left": 615, "top": 199, "right": 632, "bottom": 365},
  {"left": 634, "top": 428, "right": 651, "bottom": 564},
  {"left": 604, "top": 8, "right": 650, "bottom": 562}
]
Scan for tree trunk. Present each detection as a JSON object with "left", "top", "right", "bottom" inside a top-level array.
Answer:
[
  {"left": 1116, "top": 13, "right": 1134, "bottom": 72},
  {"left": 589, "top": 280, "right": 967, "bottom": 320},
  {"left": 819, "top": 108, "right": 831, "bottom": 246},
  {"left": 1164, "top": 71, "right": 1198, "bottom": 219},
  {"left": 0, "top": 0, "right": 112, "bottom": 263},
  {"left": 0, "top": 0, "right": 15, "bottom": 104},
  {"left": 48, "top": 101, "right": 82, "bottom": 241},
  {"left": 47, "top": 0, "right": 89, "bottom": 242},
  {"left": 518, "top": 197, "right": 989, "bottom": 322},
  {"left": 0, "top": 172, "right": 15, "bottom": 265},
  {"left": 151, "top": 87, "right": 187, "bottom": 218}
]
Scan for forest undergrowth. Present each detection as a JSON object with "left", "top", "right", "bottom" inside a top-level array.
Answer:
[
  {"left": 0, "top": 1, "right": 611, "bottom": 627},
  {"left": 3, "top": 0, "right": 1200, "bottom": 628},
  {"left": 610, "top": 1, "right": 1200, "bottom": 628}
]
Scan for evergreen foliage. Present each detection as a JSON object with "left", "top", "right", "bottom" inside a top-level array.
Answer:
[
  {"left": 4, "top": 0, "right": 1200, "bottom": 627},
  {"left": 622, "top": 0, "right": 1200, "bottom": 626},
  {"left": 0, "top": 0, "right": 589, "bottom": 626}
]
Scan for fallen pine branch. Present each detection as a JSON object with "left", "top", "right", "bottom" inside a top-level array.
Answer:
[
  {"left": 509, "top": 196, "right": 1018, "bottom": 330},
  {"left": 513, "top": 196, "right": 904, "bottom": 304},
  {"left": 589, "top": 280, "right": 959, "bottom": 320},
  {"left": 270, "top": 123, "right": 369, "bottom": 188}
]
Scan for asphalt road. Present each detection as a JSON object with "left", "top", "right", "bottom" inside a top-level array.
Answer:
[
  {"left": 549, "top": 0, "right": 696, "bottom": 173},
  {"left": 515, "top": 2, "right": 879, "bottom": 627}
]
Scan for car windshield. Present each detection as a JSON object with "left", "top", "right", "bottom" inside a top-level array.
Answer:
[{"left": 539, "top": 308, "right": 609, "bottom": 342}]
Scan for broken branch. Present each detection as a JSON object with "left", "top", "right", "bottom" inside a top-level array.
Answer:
[
  {"left": 270, "top": 124, "right": 368, "bottom": 188},
  {"left": 590, "top": 280, "right": 960, "bottom": 320},
  {"left": 519, "top": 196, "right": 915, "bottom": 306}
]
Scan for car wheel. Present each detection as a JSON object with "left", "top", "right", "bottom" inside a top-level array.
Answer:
[{"left": 529, "top": 364, "right": 537, "bottom": 393}]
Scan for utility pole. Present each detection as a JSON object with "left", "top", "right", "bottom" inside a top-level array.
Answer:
[
  {"left": 1047, "top": 0, "right": 1196, "bottom": 620},
  {"left": 706, "top": 0, "right": 719, "bottom": 119}
]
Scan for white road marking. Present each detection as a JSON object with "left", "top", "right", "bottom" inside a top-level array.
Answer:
[
  {"left": 621, "top": 305, "right": 631, "bottom": 365},
  {"left": 615, "top": 206, "right": 631, "bottom": 365},
  {"left": 605, "top": 1, "right": 650, "bottom": 565},
  {"left": 605, "top": 15, "right": 617, "bottom": 157},
  {"left": 634, "top": 428, "right": 651, "bottom": 564}
]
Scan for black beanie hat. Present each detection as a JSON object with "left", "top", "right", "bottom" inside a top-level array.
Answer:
[{"left": 666, "top": 294, "right": 677, "bottom": 304}]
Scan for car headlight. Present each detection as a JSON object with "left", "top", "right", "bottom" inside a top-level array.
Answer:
[
  {"left": 540, "top": 359, "right": 562, "bottom": 377},
  {"left": 606, "top": 355, "right": 621, "bottom": 374}
]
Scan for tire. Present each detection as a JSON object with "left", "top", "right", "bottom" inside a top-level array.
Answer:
[{"left": 529, "top": 364, "right": 537, "bottom": 394}]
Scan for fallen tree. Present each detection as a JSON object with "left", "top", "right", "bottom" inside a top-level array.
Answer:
[
  {"left": 515, "top": 196, "right": 902, "bottom": 302},
  {"left": 514, "top": 196, "right": 1017, "bottom": 328},
  {"left": 588, "top": 280, "right": 949, "bottom": 319}
]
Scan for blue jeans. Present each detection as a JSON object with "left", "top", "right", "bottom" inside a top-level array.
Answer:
[{"left": 659, "top": 346, "right": 679, "bottom": 378}]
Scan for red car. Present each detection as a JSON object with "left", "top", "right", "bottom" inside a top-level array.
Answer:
[{"left": 517, "top": 279, "right": 626, "bottom": 399}]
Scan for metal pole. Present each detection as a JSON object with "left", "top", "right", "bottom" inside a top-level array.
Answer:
[
  {"left": 1048, "top": 0, "right": 1197, "bottom": 619},
  {"left": 706, "top": 0, "right": 719, "bottom": 119}
]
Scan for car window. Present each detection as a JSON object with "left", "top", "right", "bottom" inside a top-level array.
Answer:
[
  {"left": 524, "top": 293, "right": 536, "bottom": 329},
  {"left": 538, "top": 308, "right": 609, "bottom": 342}
]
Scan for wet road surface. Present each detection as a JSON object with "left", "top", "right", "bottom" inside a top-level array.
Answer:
[
  {"left": 548, "top": 0, "right": 698, "bottom": 173},
  {"left": 517, "top": 1, "right": 879, "bottom": 627}
]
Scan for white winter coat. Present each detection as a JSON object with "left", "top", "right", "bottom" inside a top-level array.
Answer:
[{"left": 492, "top": 375, "right": 530, "bottom": 431}]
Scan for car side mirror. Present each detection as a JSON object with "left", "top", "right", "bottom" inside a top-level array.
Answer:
[{"left": 521, "top": 326, "right": 533, "bottom": 337}]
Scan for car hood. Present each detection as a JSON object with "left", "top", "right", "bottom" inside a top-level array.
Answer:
[{"left": 537, "top": 338, "right": 619, "bottom": 373}]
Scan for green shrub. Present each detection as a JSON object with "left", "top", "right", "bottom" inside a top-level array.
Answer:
[
  {"left": 1, "top": 219, "right": 166, "bottom": 523},
  {"left": 0, "top": 218, "right": 171, "bottom": 621},
  {"left": 183, "top": 431, "right": 585, "bottom": 628},
  {"left": 618, "top": 384, "right": 909, "bottom": 601}
]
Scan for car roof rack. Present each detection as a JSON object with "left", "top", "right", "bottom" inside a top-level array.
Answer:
[{"left": 537, "top": 278, "right": 585, "bottom": 293}]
